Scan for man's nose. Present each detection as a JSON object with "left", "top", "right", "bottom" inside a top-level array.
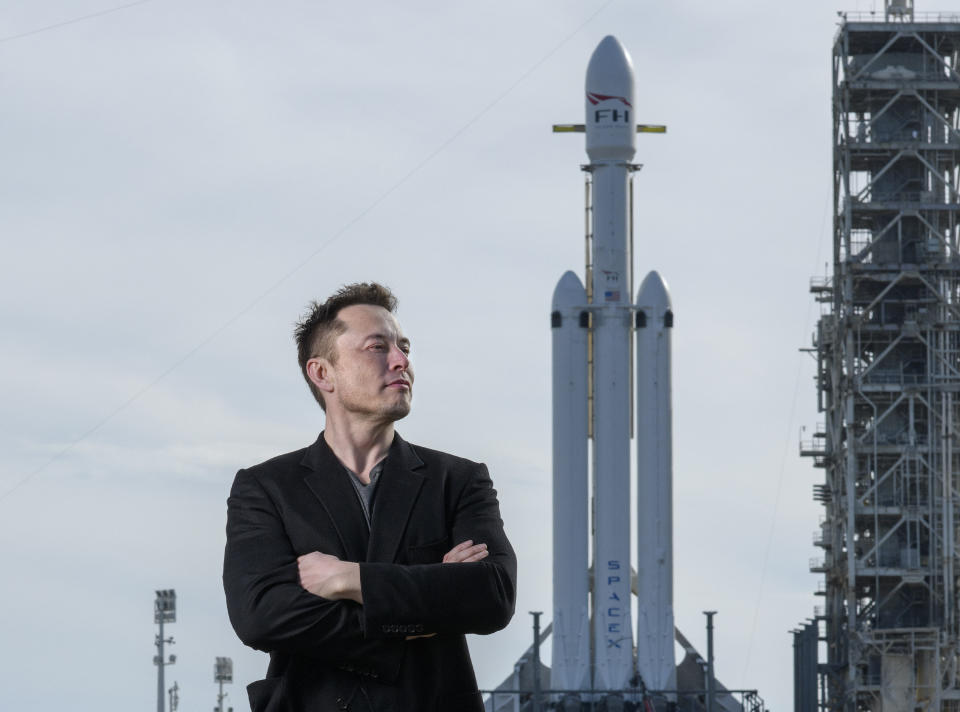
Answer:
[{"left": 389, "top": 345, "right": 409, "bottom": 370}]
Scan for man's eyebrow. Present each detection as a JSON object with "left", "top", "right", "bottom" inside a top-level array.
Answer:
[{"left": 364, "top": 333, "right": 410, "bottom": 345}]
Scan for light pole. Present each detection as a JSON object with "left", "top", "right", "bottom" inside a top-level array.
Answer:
[
  {"left": 530, "top": 612, "right": 542, "bottom": 712},
  {"left": 154, "top": 589, "right": 176, "bottom": 712},
  {"left": 704, "top": 611, "right": 717, "bottom": 712},
  {"left": 215, "top": 656, "right": 233, "bottom": 712}
]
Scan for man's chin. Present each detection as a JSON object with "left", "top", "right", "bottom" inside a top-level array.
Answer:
[{"left": 383, "top": 400, "right": 411, "bottom": 422}]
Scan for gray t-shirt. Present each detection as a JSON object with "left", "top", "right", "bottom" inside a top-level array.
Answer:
[{"left": 344, "top": 459, "right": 385, "bottom": 528}]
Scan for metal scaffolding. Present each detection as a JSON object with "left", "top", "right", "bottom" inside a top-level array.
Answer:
[{"left": 804, "top": 5, "right": 960, "bottom": 710}]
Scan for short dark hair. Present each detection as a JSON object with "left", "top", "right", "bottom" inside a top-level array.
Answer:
[{"left": 294, "top": 282, "right": 398, "bottom": 410}]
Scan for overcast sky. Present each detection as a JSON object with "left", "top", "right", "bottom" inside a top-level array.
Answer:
[{"left": 0, "top": 0, "right": 891, "bottom": 710}]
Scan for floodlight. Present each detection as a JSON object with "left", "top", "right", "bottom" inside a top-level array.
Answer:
[
  {"left": 154, "top": 589, "right": 177, "bottom": 623},
  {"left": 214, "top": 657, "right": 233, "bottom": 684}
]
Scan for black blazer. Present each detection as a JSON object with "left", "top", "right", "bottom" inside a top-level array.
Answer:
[{"left": 222, "top": 432, "right": 517, "bottom": 712}]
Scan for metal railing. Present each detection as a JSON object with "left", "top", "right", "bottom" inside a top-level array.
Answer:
[
  {"left": 843, "top": 128, "right": 960, "bottom": 144},
  {"left": 839, "top": 11, "right": 960, "bottom": 22},
  {"left": 481, "top": 688, "right": 766, "bottom": 712},
  {"left": 800, "top": 437, "right": 827, "bottom": 455},
  {"left": 859, "top": 370, "right": 928, "bottom": 386}
]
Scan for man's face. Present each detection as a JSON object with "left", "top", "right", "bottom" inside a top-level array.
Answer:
[{"left": 321, "top": 303, "right": 413, "bottom": 423}]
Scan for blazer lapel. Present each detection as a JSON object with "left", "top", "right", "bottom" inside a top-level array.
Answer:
[
  {"left": 367, "top": 434, "right": 426, "bottom": 563},
  {"left": 301, "top": 433, "right": 370, "bottom": 562}
]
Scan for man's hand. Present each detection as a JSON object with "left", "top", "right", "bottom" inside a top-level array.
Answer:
[
  {"left": 297, "top": 552, "right": 362, "bottom": 604},
  {"left": 442, "top": 539, "right": 488, "bottom": 563}
]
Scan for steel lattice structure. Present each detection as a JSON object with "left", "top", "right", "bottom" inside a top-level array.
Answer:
[{"left": 803, "top": 6, "right": 960, "bottom": 711}]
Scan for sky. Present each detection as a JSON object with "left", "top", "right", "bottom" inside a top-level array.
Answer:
[{"left": 0, "top": 0, "right": 893, "bottom": 710}]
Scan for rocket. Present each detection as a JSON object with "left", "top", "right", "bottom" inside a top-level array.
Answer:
[{"left": 551, "top": 35, "right": 675, "bottom": 701}]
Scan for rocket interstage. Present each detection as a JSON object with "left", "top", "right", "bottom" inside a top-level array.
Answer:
[{"left": 550, "top": 34, "right": 674, "bottom": 701}]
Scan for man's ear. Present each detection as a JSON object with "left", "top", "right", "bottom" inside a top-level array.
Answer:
[{"left": 306, "top": 357, "right": 335, "bottom": 396}]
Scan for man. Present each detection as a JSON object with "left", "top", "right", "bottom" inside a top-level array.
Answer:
[{"left": 223, "top": 282, "right": 517, "bottom": 712}]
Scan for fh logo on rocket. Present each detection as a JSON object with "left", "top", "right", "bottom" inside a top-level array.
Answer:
[{"left": 587, "top": 91, "right": 632, "bottom": 124}]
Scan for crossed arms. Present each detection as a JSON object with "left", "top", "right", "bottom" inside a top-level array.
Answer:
[{"left": 297, "top": 539, "right": 489, "bottom": 603}]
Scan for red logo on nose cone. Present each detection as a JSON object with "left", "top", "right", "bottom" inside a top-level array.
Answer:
[{"left": 586, "top": 91, "right": 632, "bottom": 107}]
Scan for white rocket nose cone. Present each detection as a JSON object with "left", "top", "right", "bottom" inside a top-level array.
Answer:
[
  {"left": 585, "top": 35, "right": 636, "bottom": 161},
  {"left": 586, "top": 35, "right": 635, "bottom": 98},
  {"left": 637, "top": 270, "right": 672, "bottom": 313},
  {"left": 552, "top": 270, "right": 586, "bottom": 309}
]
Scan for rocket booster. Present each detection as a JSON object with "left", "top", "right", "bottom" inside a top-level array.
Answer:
[
  {"left": 551, "top": 272, "right": 591, "bottom": 692},
  {"left": 635, "top": 270, "right": 677, "bottom": 695}
]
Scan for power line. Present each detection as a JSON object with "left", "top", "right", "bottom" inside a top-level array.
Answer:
[
  {"left": 0, "top": 0, "right": 616, "bottom": 502},
  {"left": 0, "top": 1, "right": 153, "bottom": 44},
  {"left": 740, "top": 188, "right": 832, "bottom": 681}
]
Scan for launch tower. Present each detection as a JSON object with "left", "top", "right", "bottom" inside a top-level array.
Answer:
[{"left": 803, "top": 2, "right": 960, "bottom": 709}]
